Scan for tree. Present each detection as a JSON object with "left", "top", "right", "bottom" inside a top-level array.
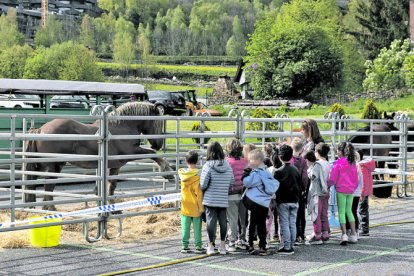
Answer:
[
  {"left": 113, "top": 17, "right": 136, "bottom": 77},
  {"left": 34, "top": 16, "right": 65, "bottom": 48},
  {"left": 226, "top": 15, "right": 246, "bottom": 57},
  {"left": 345, "top": 0, "right": 409, "bottom": 59},
  {"left": 79, "top": 15, "right": 95, "bottom": 50},
  {"left": 23, "top": 41, "right": 103, "bottom": 81},
  {"left": 246, "top": 0, "right": 343, "bottom": 99},
  {"left": 165, "top": 6, "right": 187, "bottom": 56},
  {"left": 363, "top": 39, "right": 411, "bottom": 91},
  {"left": 403, "top": 53, "right": 414, "bottom": 89},
  {"left": 93, "top": 13, "right": 116, "bottom": 57},
  {"left": 0, "top": 8, "right": 24, "bottom": 49},
  {"left": 152, "top": 12, "right": 165, "bottom": 55},
  {"left": 0, "top": 44, "right": 33, "bottom": 78},
  {"left": 137, "top": 23, "right": 153, "bottom": 77}
]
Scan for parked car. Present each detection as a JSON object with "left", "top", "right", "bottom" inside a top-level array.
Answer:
[
  {"left": 0, "top": 94, "right": 41, "bottom": 108},
  {"left": 147, "top": 90, "right": 187, "bottom": 115},
  {"left": 50, "top": 95, "right": 89, "bottom": 109}
]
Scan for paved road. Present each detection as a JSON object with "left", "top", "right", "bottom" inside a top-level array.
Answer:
[{"left": 1, "top": 197, "right": 414, "bottom": 276}]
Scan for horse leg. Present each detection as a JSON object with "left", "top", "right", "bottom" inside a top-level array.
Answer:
[
  {"left": 108, "top": 168, "right": 122, "bottom": 214},
  {"left": 42, "top": 163, "right": 64, "bottom": 212},
  {"left": 135, "top": 147, "right": 174, "bottom": 180},
  {"left": 25, "top": 184, "right": 37, "bottom": 205},
  {"left": 43, "top": 183, "right": 57, "bottom": 211},
  {"left": 24, "top": 163, "right": 39, "bottom": 205}
]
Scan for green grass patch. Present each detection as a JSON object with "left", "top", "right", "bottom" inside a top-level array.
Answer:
[
  {"left": 154, "top": 55, "right": 239, "bottom": 65},
  {"left": 144, "top": 83, "right": 213, "bottom": 97},
  {"left": 97, "top": 62, "right": 237, "bottom": 79},
  {"left": 155, "top": 64, "right": 236, "bottom": 76}
]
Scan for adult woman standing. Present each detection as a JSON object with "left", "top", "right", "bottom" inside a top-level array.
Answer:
[
  {"left": 301, "top": 119, "right": 325, "bottom": 155},
  {"left": 296, "top": 119, "right": 324, "bottom": 245}
]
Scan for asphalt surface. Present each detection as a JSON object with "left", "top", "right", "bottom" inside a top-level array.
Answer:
[{"left": 1, "top": 196, "right": 414, "bottom": 276}]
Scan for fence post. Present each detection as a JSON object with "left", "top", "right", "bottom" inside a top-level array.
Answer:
[
  {"left": 240, "top": 110, "right": 250, "bottom": 144},
  {"left": 10, "top": 115, "right": 16, "bottom": 226},
  {"left": 400, "top": 114, "right": 409, "bottom": 197},
  {"left": 228, "top": 109, "right": 240, "bottom": 140}
]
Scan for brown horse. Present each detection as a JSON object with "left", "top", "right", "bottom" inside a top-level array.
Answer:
[{"left": 24, "top": 102, "right": 173, "bottom": 211}]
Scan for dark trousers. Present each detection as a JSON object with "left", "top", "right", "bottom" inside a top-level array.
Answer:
[
  {"left": 205, "top": 206, "right": 227, "bottom": 243},
  {"left": 274, "top": 205, "right": 279, "bottom": 236},
  {"left": 246, "top": 198, "right": 268, "bottom": 249},
  {"left": 359, "top": 196, "right": 369, "bottom": 233},
  {"left": 346, "top": 196, "right": 360, "bottom": 231},
  {"left": 296, "top": 195, "right": 306, "bottom": 239}
]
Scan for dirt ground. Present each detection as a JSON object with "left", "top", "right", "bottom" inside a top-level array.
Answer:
[{"left": 0, "top": 189, "right": 406, "bottom": 251}]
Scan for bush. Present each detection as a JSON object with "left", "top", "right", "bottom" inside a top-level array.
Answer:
[
  {"left": 24, "top": 41, "right": 104, "bottom": 81},
  {"left": 363, "top": 39, "right": 411, "bottom": 91},
  {"left": 403, "top": 53, "right": 414, "bottom": 88},
  {"left": 0, "top": 44, "right": 32, "bottom": 78},
  {"left": 328, "top": 103, "right": 345, "bottom": 118},
  {"left": 248, "top": 26, "right": 342, "bottom": 99},
  {"left": 191, "top": 122, "right": 211, "bottom": 144},
  {"left": 361, "top": 99, "right": 381, "bottom": 119},
  {"left": 246, "top": 108, "right": 279, "bottom": 141}
]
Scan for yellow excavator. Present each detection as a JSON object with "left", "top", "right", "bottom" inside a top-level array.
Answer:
[{"left": 179, "top": 90, "right": 220, "bottom": 116}]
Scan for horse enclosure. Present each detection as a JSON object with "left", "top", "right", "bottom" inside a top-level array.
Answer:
[{"left": 0, "top": 109, "right": 413, "bottom": 242}]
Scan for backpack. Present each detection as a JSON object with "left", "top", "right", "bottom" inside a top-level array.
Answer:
[{"left": 292, "top": 156, "right": 308, "bottom": 192}]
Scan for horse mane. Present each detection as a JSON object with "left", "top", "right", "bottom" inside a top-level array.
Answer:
[
  {"left": 107, "top": 102, "right": 163, "bottom": 135},
  {"left": 108, "top": 102, "right": 159, "bottom": 125}
]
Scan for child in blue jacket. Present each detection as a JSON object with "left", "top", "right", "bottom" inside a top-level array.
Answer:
[{"left": 242, "top": 149, "right": 279, "bottom": 255}]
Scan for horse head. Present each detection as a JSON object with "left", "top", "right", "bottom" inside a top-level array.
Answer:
[
  {"left": 383, "top": 111, "right": 398, "bottom": 131},
  {"left": 147, "top": 104, "right": 164, "bottom": 151},
  {"left": 110, "top": 102, "right": 165, "bottom": 151}
]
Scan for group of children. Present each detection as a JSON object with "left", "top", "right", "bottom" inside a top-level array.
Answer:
[{"left": 178, "top": 134, "right": 375, "bottom": 256}]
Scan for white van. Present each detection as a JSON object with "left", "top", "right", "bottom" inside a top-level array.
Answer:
[{"left": 0, "top": 94, "right": 41, "bottom": 108}]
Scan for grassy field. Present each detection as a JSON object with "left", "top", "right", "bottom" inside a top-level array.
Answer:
[
  {"left": 144, "top": 83, "right": 213, "bottom": 96},
  {"left": 97, "top": 62, "right": 237, "bottom": 79},
  {"left": 160, "top": 93, "right": 414, "bottom": 148}
]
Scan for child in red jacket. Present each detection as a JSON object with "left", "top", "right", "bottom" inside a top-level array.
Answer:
[{"left": 357, "top": 149, "right": 376, "bottom": 236}]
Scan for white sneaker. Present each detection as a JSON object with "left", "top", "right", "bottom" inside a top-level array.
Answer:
[
  {"left": 306, "top": 233, "right": 315, "bottom": 241},
  {"left": 226, "top": 244, "right": 236, "bottom": 252},
  {"left": 349, "top": 234, "right": 358, "bottom": 244},
  {"left": 340, "top": 234, "right": 348, "bottom": 246},
  {"left": 207, "top": 245, "right": 216, "bottom": 255},
  {"left": 219, "top": 245, "right": 227, "bottom": 255}
]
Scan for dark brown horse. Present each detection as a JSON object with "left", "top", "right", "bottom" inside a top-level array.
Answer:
[
  {"left": 348, "top": 112, "right": 399, "bottom": 180},
  {"left": 24, "top": 102, "right": 173, "bottom": 210}
]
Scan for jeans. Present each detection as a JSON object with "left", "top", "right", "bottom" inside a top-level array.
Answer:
[
  {"left": 205, "top": 206, "right": 227, "bottom": 243},
  {"left": 313, "top": 196, "right": 329, "bottom": 240},
  {"left": 278, "top": 202, "right": 299, "bottom": 250},
  {"left": 227, "top": 198, "right": 247, "bottom": 243},
  {"left": 359, "top": 196, "right": 369, "bottom": 233},
  {"left": 246, "top": 199, "right": 268, "bottom": 249},
  {"left": 181, "top": 215, "right": 202, "bottom": 248}
]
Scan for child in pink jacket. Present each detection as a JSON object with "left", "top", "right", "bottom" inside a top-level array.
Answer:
[
  {"left": 357, "top": 149, "right": 375, "bottom": 236},
  {"left": 329, "top": 142, "right": 358, "bottom": 245}
]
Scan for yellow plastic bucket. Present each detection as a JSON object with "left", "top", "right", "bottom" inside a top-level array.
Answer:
[{"left": 29, "top": 216, "right": 62, "bottom": 248}]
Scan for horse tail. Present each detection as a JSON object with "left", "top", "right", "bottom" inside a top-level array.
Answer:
[{"left": 25, "top": 128, "right": 41, "bottom": 174}]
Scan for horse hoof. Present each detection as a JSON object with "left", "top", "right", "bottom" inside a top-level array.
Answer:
[
  {"left": 42, "top": 205, "right": 57, "bottom": 212},
  {"left": 163, "top": 174, "right": 175, "bottom": 180},
  {"left": 111, "top": 210, "right": 122, "bottom": 215}
]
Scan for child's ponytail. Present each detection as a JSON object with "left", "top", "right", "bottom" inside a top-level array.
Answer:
[{"left": 338, "top": 141, "right": 355, "bottom": 164}]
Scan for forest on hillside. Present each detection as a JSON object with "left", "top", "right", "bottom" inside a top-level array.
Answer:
[{"left": 0, "top": 0, "right": 412, "bottom": 100}]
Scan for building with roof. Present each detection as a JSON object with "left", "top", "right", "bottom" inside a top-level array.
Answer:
[{"left": 0, "top": 0, "right": 101, "bottom": 39}]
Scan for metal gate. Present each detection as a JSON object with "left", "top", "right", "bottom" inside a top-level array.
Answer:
[{"left": 0, "top": 109, "right": 412, "bottom": 242}]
